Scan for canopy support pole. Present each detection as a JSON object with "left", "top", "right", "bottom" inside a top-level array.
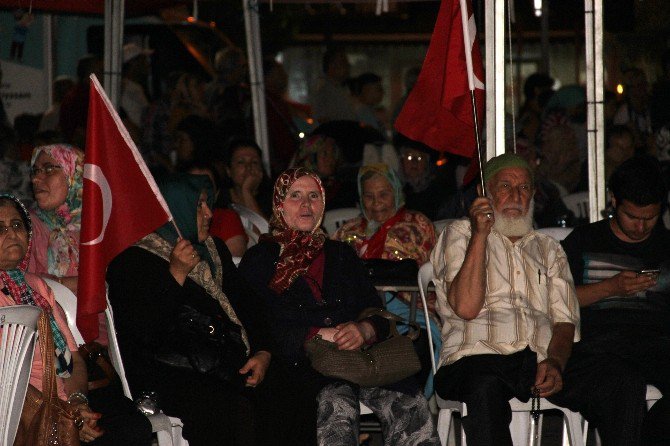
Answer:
[
  {"left": 485, "top": 0, "right": 506, "bottom": 160},
  {"left": 585, "top": 0, "right": 605, "bottom": 222},
  {"left": 104, "top": 0, "right": 124, "bottom": 109},
  {"left": 243, "top": 0, "right": 271, "bottom": 175}
]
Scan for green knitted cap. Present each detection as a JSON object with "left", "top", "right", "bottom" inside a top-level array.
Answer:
[{"left": 483, "top": 153, "right": 532, "bottom": 183}]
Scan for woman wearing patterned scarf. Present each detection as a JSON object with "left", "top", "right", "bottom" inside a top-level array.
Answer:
[
  {"left": 106, "top": 173, "right": 272, "bottom": 446},
  {"left": 239, "top": 167, "right": 438, "bottom": 446},
  {"left": 28, "top": 144, "right": 83, "bottom": 295},
  {"left": 334, "top": 163, "right": 440, "bottom": 397},
  {"left": 0, "top": 194, "right": 151, "bottom": 445}
]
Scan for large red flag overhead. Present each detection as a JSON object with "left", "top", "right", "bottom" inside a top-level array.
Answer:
[
  {"left": 394, "top": 0, "right": 485, "bottom": 157},
  {"left": 78, "top": 75, "right": 172, "bottom": 342}
]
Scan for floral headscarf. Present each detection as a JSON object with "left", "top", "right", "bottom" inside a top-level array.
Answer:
[
  {"left": 294, "top": 135, "right": 340, "bottom": 176},
  {"left": 0, "top": 194, "right": 72, "bottom": 377},
  {"left": 30, "top": 144, "right": 84, "bottom": 277},
  {"left": 263, "top": 167, "right": 327, "bottom": 294},
  {"left": 357, "top": 163, "right": 405, "bottom": 236}
]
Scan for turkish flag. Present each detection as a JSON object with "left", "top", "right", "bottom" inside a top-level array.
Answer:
[
  {"left": 394, "top": 0, "right": 484, "bottom": 157},
  {"left": 77, "top": 75, "right": 172, "bottom": 342}
]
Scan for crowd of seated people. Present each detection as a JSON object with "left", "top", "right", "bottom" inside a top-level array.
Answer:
[{"left": 5, "top": 42, "right": 670, "bottom": 445}]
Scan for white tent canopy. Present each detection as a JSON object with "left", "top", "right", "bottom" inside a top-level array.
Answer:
[{"left": 100, "top": 0, "right": 605, "bottom": 221}]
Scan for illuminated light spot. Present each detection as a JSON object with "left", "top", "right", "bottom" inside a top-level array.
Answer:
[{"left": 616, "top": 84, "right": 624, "bottom": 95}]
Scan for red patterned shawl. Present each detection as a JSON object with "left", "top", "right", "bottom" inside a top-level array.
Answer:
[{"left": 262, "top": 168, "right": 327, "bottom": 293}]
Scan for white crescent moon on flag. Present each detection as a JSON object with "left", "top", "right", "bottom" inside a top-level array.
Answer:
[
  {"left": 468, "top": 15, "right": 485, "bottom": 90},
  {"left": 82, "top": 163, "right": 112, "bottom": 246}
]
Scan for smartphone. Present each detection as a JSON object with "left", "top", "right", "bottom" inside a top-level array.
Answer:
[{"left": 637, "top": 269, "right": 660, "bottom": 279}]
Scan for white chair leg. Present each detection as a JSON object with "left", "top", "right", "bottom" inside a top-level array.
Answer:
[
  {"left": 563, "top": 411, "right": 583, "bottom": 446},
  {"left": 437, "top": 408, "right": 454, "bottom": 446},
  {"left": 510, "top": 411, "right": 531, "bottom": 446},
  {"left": 148, "top": 414, "right": 175, "bottom": 446},
  {"left": 156, "top": 430, "right": 174, "bottom": 446}
]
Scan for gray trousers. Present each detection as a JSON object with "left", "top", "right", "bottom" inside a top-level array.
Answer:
[{"left": 317, "top": 382, "right": 439, "bottom": 446}]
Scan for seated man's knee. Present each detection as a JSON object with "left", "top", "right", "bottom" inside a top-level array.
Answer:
[
  {"left": 599, "top": 361, "right": 646, "bottom": 402},
  {"left": 461, "top": 373, "right": 510, "bottom": 404}
]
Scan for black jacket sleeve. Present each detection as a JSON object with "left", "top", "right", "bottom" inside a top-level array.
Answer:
[{"left": 212, "top": 237, "right": 275, "bottom": 354}]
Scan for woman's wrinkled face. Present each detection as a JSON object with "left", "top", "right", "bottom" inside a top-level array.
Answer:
[
  {"left": 196, "top": 191, "right": 213, "bottom": 242},
  {"left": 280, "top": 176, "right": 324, "bottom": 232},
  {"left": 31, "top": 151, "right": 69, "bottom": 211},
  {"left": 227, "top": 146, "right": 263, "bottom": 189},
  {"left": 0, "top": 204, "right": 28, "bottom": 270},
  {"left": 362, "top": 174, "right": 395, "bottom": 224}
]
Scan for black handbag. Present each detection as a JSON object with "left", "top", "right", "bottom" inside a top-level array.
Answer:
[{"left": 154, "top": 304, "right": 248, "bottom": 389}]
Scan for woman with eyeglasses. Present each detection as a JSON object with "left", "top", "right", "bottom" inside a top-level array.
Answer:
[
  {"left": 28, "top": 144, "right": 83, "bottom": 297},
  {"left": 0, "top": 194, "right": 152, "bottom": 445},
  {"left": 394, "top": 134, "right": 457, "bottom": 221}
]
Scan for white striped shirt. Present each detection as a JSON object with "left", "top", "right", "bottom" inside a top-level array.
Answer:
[{"left": 430, "top": 218, "right": 580, "bottom": 367}]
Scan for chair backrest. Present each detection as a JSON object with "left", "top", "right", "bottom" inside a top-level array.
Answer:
[
  {"left": 104, "top": 297, "right": 133, "bottom": 400},
  {"left": 322, "top": 207, "right": 360, "bottom": 235},
  {"left": 0, "top": 305, "right": 41, "bottom": 446},
  {"left": 230, "top": 203, "right": 269, "bottom": 248},
  {"left": 433, "top": 219, "right": 455, "bottom": 235},
  {"left": 562, "top": 191, "right": 589, "bottom": 220},
  {"left": 43, "top": 278, "right": 85, "bottom": 346},
  {"left": 417, "top": 262, "right": 437, "bottom": 375},
  {"left": 536, "top": 226, "right": 573, "bottom": 241}
]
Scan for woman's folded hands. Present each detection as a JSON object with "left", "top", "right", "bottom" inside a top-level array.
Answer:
[{"left": 316, "top": 321, "right": 376, "bottom": 351}]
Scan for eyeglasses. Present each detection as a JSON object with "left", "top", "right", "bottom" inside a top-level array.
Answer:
[
  {"left": 30, "top": 164, "right": 63, "bottom": 178},
  {"left": 0, "top": 221, "right": 27, "bottom": 235}
]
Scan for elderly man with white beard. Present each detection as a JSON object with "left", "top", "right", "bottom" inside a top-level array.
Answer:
[{"left": 431, "top": 153, "right": 647, "bottom": 446}]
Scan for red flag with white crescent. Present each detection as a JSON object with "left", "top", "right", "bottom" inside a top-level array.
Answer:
[
  {"left": 77, "top": 75, "right": 172, "bottom": 342},
  {"left": 394, "top": 0, "right": 485, "bottom": 156}
]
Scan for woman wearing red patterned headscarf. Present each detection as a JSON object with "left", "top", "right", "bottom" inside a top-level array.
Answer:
[{"left": 238, "top": 167, "right": 438, "bottom": 446}]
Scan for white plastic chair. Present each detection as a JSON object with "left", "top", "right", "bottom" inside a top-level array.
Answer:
[
  {"left": 230, "top": 203, "right": 269, "bottom": 247},
  {"left": 43, "top": 278, "right": 85, "bottom": 346},
  {"left": 0, "top": 305, "right": 41, "bottom": 446},
  {"left": 536, "top": 227, "right": 574, "bottom": 241},
  {"left": 322, "top": 207, "right": 360, "bottom": 236},
  {"left": 418, "top": 262, "right": 584, "bottom": 446},
  {"left": 562, "top": 192, "right": 589, "bottom": 221},
  {"left": 432, "top": 219, "right": 455, "bottom": 236}
]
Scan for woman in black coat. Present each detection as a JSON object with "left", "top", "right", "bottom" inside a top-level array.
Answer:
[
  {"left": 107, "top": 174, "right": 273, "bottom": 446},
  {"left": 238, "top": 167, "right": 438, "bottom": 446}
]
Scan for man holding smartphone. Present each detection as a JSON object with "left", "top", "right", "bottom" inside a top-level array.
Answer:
[{"left": 562, "top": 155, "right": 670, "bottom": 445}]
